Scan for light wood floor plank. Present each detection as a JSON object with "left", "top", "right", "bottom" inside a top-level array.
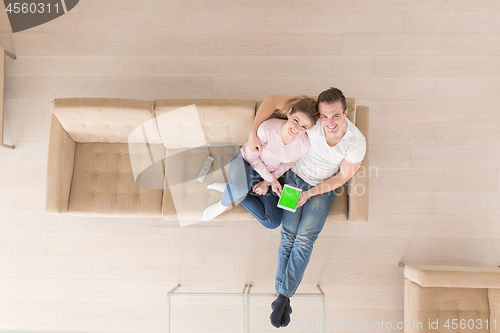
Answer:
[
  {"left": 3, "top": 119, "right": 23, "bottom": 144},
  {"left": 293, "top": 0, "right": 437, "bottom": 11},
  {"left": 437, "top": 78, "right": 500, "bottom": 100},
  {"left": 371, "top": 168, "right": 496, "bottom": 192},
  {"left": 30, "top": 12, "right": 184, "bottom": 34},
  {"left": 0, "top": 210, "right": 159, "bottom": 233},
  {"left": 0, "top": 164, "right": 46, "bottom": 187},
  {"left": 319, "top": 214, "right": 385, "bottom": 237},
  {"left": 370, "top": 145, "right": 412, "bottom": 168},
  {"left": 268, "top": 33, "right": 343, "bottom": 55},
  {"left": 57, "top": 302, "right": 165, "bottom": 328},
  {"left": 213, "top": 78, "right": 435, "bottom": 100},
  {"left": 0, "top": 187, "right": 46, "bottom": 210},
  {"left": 234, "top": 259, "right": 403, "bottom": 286},
  {"left": 369, "top": 190, "right": 434, "bottom": 214},
  {"left": 3, "top": 33, "right": 55, "bottom": 56},
  {"left": 438, "top": 0, "right": 500, "bottom": 11},
  {"left": 404, "top": 12, "right": 500, "bottom": 33},
  {"left": 21, "top": 326, "right": 166, "bottom": 333},
  {"left": 4, "top": 99, "right": 53, "bottom": 121},
  {"left": 320, "top": 284, "right": 403, "bottom": 309},
  {"left": 375, "top": 56, "right": 500, "bottom": 78},
  {"left": 12, "top": 255, "right": 234, "bottom": 281},
  {"left": 357, "top": 99, "right": 384, "bottom": 122},
  {"left": 0, "top": 301, "right": 58, "bottom": 325},
  {"left": 411, "top": 145, "right": 500, "bottom": 168},
  {"left": 6, "top": 56, "right": 155, "bottom": 77},
  {"left": 78, "top": 0, "right": 292, "bottom": 12},
  {"left": 0, "top": 232, "right": 47, "bottom": 255},
  {"left": 435, "top": 192, "right": 500, "bottom": 215},
  {"left": 370, "top": 122, "right": 466, "bottom": 145},
  {"left": 54, "top": 33, "right": 268, "bottom": 56},
  {"left": 5, "top": 77, "right": 212, "bottom": 99},
  {"left": 386, "top": 214, "right": 500, "bottom": 239},
  {"left": 185, "top": 12, "right": 402, "bottom": 34},
  {"left": 23, "top": 120, "right": 49, "bottom": 143},
  {"left": 0, "top": 143, "right": 48, "bottom": 164},
  {"left": 384, "top": 99, "right": 500, "bottom": 123},
  {"left": 344, "top": 34, "right": 500, "bottom": 55},
  {"left": 467, "top": 123, "right": 500, "bottom": 146},
  {"left": 155, "top": 55, "right": 373, "bottom": 77},
  {"left": 48, "top": 233, "right": 270, "bottom": 259},
  {"left": 0, "top": 256, "right": 11, "bottom": 277}
]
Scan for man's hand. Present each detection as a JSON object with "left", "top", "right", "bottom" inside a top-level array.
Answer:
[
  {"left": 270, "top": 179, "right": 282, "bottom": 196},
  {"left": 248, "top": 131, "right": 262, "bottom": 152},
  {"left": 297, "top": 190, "right": 311, "bottom": 208},
  {"left": 252, "top": 180, "right": 269, "bottom": 195}
]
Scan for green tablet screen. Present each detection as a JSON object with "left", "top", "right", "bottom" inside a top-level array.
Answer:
[{"left": 278, "top": 185, "right": 301, "bottom": 211}]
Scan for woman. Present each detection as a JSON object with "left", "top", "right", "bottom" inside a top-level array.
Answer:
[{"left": 202, "top": 96, "right": 319, "bottom": 230}]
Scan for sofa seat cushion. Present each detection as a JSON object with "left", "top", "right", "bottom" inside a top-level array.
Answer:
[
  {"left": 407, "top": 281, "right": 490, "bottom": 333},
  {"left": 69, "top": 142, "right": 163, "bottom": 217},
  {"left": 326, "top": 185, "right": 348, "bottom": 222},
  {"left": 162, "top": 144, "right": 255, "bottom": 225},
  {"left": 488, "top": 289, "right": 500, "bottom": 333}
]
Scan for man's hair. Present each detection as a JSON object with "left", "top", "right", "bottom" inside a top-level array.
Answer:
[{"left": 317, "top": 87, "right": 347, "bottom": 112}]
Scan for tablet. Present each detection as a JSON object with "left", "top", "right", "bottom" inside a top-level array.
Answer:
[{"left": 277, "top": 184, "right": 302, "bottom": 212}]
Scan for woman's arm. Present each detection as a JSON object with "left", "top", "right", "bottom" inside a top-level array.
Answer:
[{"left": 249, "top": 95, "right": 291, "bottom": 152}]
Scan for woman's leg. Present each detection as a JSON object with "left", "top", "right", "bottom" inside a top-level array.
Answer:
[
  {"left": 275, "top": 171, "right": 335, "bottom": 297},
  {"left": 204, "top": 152, "right": 258, "bottom": 221},
  {"left": 239, "top": 186, "right": 282, "bottom": 229},
  {"left": 220, "top": 152, "right": 257, "bottom": 206}
]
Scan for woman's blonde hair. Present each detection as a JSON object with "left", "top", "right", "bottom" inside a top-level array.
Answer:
[{"left": 271, "top": 95, "right": 319, "bottom": 125}]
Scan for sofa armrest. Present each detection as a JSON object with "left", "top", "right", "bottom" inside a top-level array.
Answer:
[
  {"left": 46, "top": 110, "right": 76, "bottom": 214},
  {"left": 405, "top": 264, "right": 500, "bottom": 289},
  {"left": 348, "top": 105, "right": 369, "bottom": 222}
]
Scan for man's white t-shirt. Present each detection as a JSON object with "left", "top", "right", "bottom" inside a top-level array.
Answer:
[{"left": 291, "top": 118, "right": 366, "bottom": 186}]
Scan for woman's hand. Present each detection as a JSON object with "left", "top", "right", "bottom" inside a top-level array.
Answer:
[
  {"left": 248, "top": 131, "right": 262, "bottom": 152},
  {"left": 252, "top": 180, "right": 269, "bottom": 195},
  {"left": 297, "top": 190, "right": 311, "bottom": 208},
  {"left": 270, "top": 179, "right": 282, "bottom": 196}
]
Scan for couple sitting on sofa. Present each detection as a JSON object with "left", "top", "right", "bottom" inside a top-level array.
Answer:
[{"left": 203, "top": 87, "right": 367, "bottom": 328}]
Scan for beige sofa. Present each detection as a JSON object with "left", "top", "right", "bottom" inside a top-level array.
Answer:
[
  {"left": 46, "top": 97, "right": 370, "bottom": 223},
  {"left": 403, "top": 264, "right": 500, "bottom": 333}
]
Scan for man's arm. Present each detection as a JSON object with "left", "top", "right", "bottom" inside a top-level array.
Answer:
[
  {"left": 297, "top": 159, "right": 362, "bottom": 207},
  {"left": 249, "top": 95, "right": 291, "bottom": 152}
]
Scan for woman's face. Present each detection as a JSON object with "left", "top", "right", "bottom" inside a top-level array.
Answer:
[
  {"left": 318, "top": 101, "right": 347, "bottom": 135},
  {"left": 285, "top": 110, "right": 314, "bottom": 138}
]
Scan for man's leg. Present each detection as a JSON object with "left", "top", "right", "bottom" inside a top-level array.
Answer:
[
  {"left": 275, "top": 171, "right": 306, "bottom": 295},
  {"left": 278, "top": 189, "right": 335, "bottom": 297}
]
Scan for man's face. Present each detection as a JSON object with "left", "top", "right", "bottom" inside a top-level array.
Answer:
[{"left": 318, "top": 101, "right": 348, "bottom": 135}]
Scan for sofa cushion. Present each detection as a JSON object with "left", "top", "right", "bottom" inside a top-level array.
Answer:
[
  {"left": 154, "top": 99, "right": 256, "bottom": 148},
  {"left": 325, "top": 185, "right": 348, "bottom": 222},
  {"left": 407, "top": 281, "right": 490, "bottom": 333},
  {"left": 162, "top": 144, "right": 255, "bottom": 224},
  {"left": 69, "top": 142, "right": 163, "bottom": 217},
  {"left": 52, "top": 98, "right": 160, "bottom": 144},
  {"left": 488, "top": 289, "right": 500, "bottom": 333}
]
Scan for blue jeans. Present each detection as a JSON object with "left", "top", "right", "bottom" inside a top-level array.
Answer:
[
  {"left": 221, "top": 152, "right": 282, "bottom": 229},
  {"left": 275, "top": 170, "right": 336, "bottom": 297}
]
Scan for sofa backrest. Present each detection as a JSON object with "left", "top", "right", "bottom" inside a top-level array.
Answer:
[
  {"left": 154, "top": 99, "right": 255, "bottom": 149},
  {"left": 52, "top": 98, "right": 160, "bottom": 144}
]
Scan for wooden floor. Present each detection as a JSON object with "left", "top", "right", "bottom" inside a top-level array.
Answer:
[{"left": 1, "top": 0, "right": 500, "bottom": 332}]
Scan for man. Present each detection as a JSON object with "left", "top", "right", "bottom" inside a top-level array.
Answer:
[{"left": 248, "top": 87, "right": 366, "bottom": 328}]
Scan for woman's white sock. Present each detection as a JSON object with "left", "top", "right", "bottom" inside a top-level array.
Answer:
[
  {"left": 202, "top": 201, "right": 229, "bottom": 221},
  {"left": 207, "top": 182, "right": 227, "bottom": 192}
]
